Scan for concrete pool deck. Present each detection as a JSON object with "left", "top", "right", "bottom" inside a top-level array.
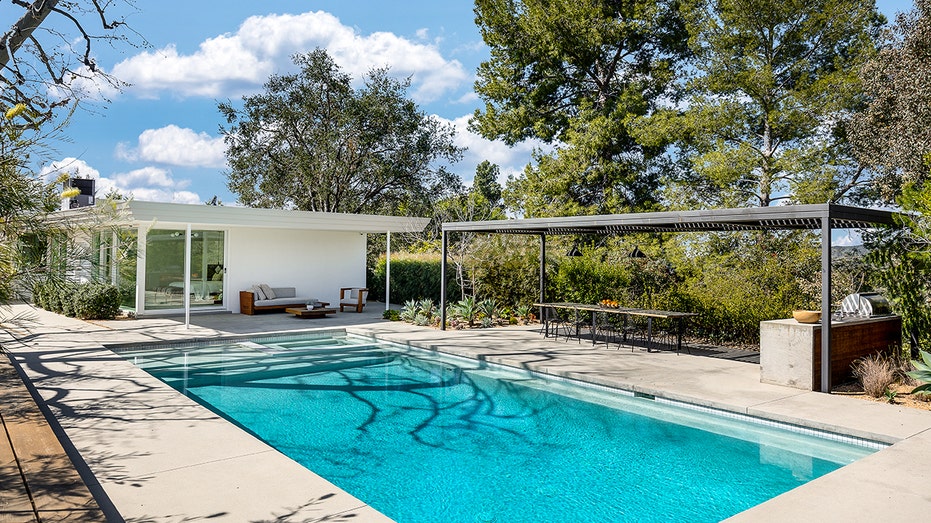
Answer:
[{"left": 1, "top": 302, "right": 930, "bottom": 521}]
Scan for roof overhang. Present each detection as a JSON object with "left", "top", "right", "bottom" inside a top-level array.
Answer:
[
  {"left": 441, "top": 204, "right": 901, "bottom": 235},
  {"left": 49, "top": 200, "right": 430, "bottom": 234}
]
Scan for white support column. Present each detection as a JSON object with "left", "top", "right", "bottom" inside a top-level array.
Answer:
[
  {"left": 109, "top": 230, "right": 118, "bottom": 285},
  {"left": 440, "top": 230, "right": 448, "bottom": 330},
  {"left": 184, "top": 224, "right": 192, "bottom": 329},
  {"left": 135, "top": 228, "right": 146, "bottom": 315},
  {"left": 385, "top": 231, "right": 391, "bottom": 311}
]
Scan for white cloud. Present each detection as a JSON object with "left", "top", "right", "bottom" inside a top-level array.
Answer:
[
  {"left": 125, "top": 187, "right": 202, "bottom": 205},
  {"left": 39, "top": 158, "right": 201, "bottom": 204},
  {"left": 110, "top": 10, "right": 469, "bottom": 103},
  {"left": 833, "top": 230, "right": 863, "bottom": 247},
  {"left": 438, "top": 114, "right": 550, "bottom": 185},
  {"left": 111, "top": 166, "right": 178, "bottom": 188},
  {"left": 116, "top": 125, "right": 227, "bottom": 168}
]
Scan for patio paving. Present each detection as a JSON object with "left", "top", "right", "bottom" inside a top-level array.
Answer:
[{"left": 1, "top": 302, "right": 930, "bottom": 522}]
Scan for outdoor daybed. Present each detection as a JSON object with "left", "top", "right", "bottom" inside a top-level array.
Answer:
[{"left": 239, "top": 285, "right": 321, "bottom": 315}]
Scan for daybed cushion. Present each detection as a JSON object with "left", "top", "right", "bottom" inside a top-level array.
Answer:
[
  {"left": 259, "top": 283, "right": 276, "bottom": 299},
  {"left": 250, "top": 286, "right": 307, "bottom": 306}
]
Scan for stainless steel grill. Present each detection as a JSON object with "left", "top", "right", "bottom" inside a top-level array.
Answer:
[{"left": 840, "top": 293, "right": 891, "bottom": 317}]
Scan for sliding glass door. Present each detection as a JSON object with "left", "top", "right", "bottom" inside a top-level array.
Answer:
[{"left": 143, "top": 229, "right": 225, "bottom": 311}]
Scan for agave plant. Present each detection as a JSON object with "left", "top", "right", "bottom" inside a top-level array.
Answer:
[
  {"left": 479, "top": 298, "right": 498, "bottom": 321},
  {"left": 453, "top": 296, "right": 479, "bottom": 327},
  {"left": 515, "top": 304, "right": 532, "bottom": 320},
  {"left": 908, "top": 350, "right": 931, "bottom": 397},
  {"left": 418, "top": 298, "right": 436, "bottom": 320},
  {"left": 399, "top": 299, "right": 419, "bottom": 322}
]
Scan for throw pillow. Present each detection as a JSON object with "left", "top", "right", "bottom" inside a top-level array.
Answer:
[
  {"left": 259, "top": 283, "right": 276, "bottom": 299},
  {"left": 251, "top": 284, "right": 267, "bottom": 300}
]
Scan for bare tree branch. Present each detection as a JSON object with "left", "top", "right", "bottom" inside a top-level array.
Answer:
[
  {"left": 0, "top": 0, "right": 59, "bottom": 70},
  {"left": 0, "top": 0, "right": 139, "bottom": 124}
]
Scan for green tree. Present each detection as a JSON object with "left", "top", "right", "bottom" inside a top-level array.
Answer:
[
  {"left": 637, "top": 0, "right": 883, "bottom": 207},
  {"left": 472, "top": 160, "right": 502, "bottom": 207},
  {"left": 220, "top": 49, "right": 463, "bottom": 215},
  {"left": 472, "top": 0, "right": 689, "bottom": 216},
  {"left": 866, "top": 181, "right": 931, "bottom": 354},
  {"left": 848, "top": 0, "right": 931, "bottom": 202},
  {"left": 0, "top": 107, "right": 64, "bottom": 304}
]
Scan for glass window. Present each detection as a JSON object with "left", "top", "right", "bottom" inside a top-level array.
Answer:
[{"left": 117, "top": 229, "right": 137, "bottom": 310}]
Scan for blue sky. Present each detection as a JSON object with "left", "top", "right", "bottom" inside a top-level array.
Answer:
[{"left": 32, "top": 0, "right": 915, "bottom": 207}]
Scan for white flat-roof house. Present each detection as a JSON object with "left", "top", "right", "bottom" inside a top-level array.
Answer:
[{"left": 51, "top": 201, "right": 429, "bottom": 317}]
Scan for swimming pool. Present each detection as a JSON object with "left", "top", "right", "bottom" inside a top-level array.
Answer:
[{"left": 118, "top": 332, "right": 880, "bottom": 522}]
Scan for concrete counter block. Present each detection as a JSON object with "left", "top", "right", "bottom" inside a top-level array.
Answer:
[{"left": 760, "top": 316, "right": 901, "bottom": 391}]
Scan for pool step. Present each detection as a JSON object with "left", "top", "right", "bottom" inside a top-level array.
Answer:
[{"left": 161, "top": 355, "right": 398, "bottom": 388}]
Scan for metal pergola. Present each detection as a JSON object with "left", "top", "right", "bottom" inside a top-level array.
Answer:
[{"left": 440, "top": 203, "right": 901, "bottom": 393}]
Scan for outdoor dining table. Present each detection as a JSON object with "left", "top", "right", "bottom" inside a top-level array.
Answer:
[{"left": 534, "top": 302, "right": 698, "bottom": 354}]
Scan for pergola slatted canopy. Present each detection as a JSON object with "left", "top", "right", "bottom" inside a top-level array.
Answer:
[
  {"left": 440, "top": 203, "right": 902, "bottom": 393},
  {"left": 441, "top": 204, "right": 897, "bottom": 234}
]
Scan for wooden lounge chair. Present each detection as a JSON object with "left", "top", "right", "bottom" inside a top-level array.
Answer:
[{"left": 339, "top": 287, "right": 369, "bottom": 312}]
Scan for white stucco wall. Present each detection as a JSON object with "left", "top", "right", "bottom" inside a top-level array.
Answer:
[{"left": 226, "top": 228, "right": 368, "bottom": 313}]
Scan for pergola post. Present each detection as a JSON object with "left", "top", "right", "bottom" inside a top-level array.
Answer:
[
  {"left": 538, "top": 234, "right": 546, "bottom": 320},
  {"left": 184, "top": 223, "right": 192, "bottom": 330},
  {"left": 821, "top": 213, "right": 832, "bottom": 392},
  {"left": 385, "top": 231, "right": 391, "bottom": 311},
  {"left": 440, "top": 230, "right": 448, "bottom": 330}
]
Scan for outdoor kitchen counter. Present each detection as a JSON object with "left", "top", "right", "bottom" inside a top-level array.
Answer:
[{"left": 760, "top": 316, "right": 902, "bottom": 391}]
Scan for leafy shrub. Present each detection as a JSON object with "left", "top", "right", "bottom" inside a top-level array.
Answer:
[
  {"left": 671, "top": 233, "right": 820, "bottom": 343},
  {"left": 865, "top": 183, "right": 931, "bottom": 356},
  {"left": 549, "top": 255, "right": 632, "bottom": 305},
  {"left": 59, "top": 284, "right": 78, "bottom": 317},
  {"left": 368, "top": 252, "right": 461, "bottom": 305},
  {"left": 470, "top": 235, "right": 540, "bottom": 308},
  {"left": 851, "top": 354, "right": 897, "bottom": 398},
  {"left": 73, "top": 284, "right": 121, "bottom": 320},
  {"left": 382, "top": 309, "right": 401, "bottom": 321},
  {"left": 32, "top": 282, "right": 52, "bottom": 310},
  {"left": 32, "top": 281, "right": 121, "bottom": 319}
]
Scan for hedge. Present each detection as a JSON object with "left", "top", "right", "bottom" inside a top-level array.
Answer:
[
  {"left": 33, "top": 281, "right": 122, "bottom": 320},
  {"left": 368, "top": 252, "right": 461, "bottom": 305}
]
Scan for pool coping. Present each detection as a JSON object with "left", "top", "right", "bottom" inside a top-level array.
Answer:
[{"left": 2, "top": 305, "right": 931, "bottom": 521}]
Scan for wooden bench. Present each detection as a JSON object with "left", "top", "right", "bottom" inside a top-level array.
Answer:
[{"left": 239, "top": 291, "right": 328, "bottom": 315}]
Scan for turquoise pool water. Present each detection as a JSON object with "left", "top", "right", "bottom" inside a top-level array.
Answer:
[{"left": 120, "top": 333, "right": 879, "bottom": 523}]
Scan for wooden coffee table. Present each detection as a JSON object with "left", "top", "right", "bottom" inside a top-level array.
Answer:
[{"left": 285, "top": 307, "right": 337, "bottom": 319}]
